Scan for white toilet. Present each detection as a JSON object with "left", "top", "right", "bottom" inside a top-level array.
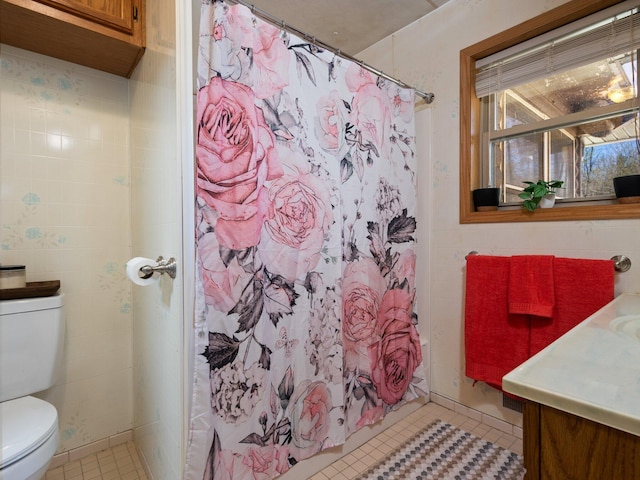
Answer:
[{"left": 0, "top": 294, "right": 65, "bottom": 480}]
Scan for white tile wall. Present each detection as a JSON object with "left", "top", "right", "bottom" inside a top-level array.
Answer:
[
  {"left": 0, "top": 44, "right": 133, "bottom": 453},
  {"left": 3, "top": 2, "right": 188, "bottom": 477},
  {"left": 129, "top": 0, "right": 185, "bottom": 477}
]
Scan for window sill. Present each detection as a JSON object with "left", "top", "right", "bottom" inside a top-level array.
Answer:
[
  {"left": 460, "top": 202, "right": 640, "bottom": 224},
  {"left": 459, "top": 0, "right": 631, "bottom": 225}
]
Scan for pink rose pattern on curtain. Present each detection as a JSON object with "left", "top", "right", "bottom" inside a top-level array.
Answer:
[{"left": 188, "top": 1, "right": 428, "bottom": 479}]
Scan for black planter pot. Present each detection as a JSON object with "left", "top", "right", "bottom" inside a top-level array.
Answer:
[
  {"left": 472, "top": 188, "right": 501, "bottom": 212},
  {"left": 613, "top": 175, "right": 640, "bottom": 204}
]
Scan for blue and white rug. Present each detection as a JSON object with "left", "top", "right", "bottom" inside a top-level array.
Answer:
[{"left": 355, "top": 419, "right": 525, "bottom": 480}]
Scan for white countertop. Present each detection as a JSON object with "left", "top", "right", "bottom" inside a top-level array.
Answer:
[{"left": 503, "top": 292, "right": 640, "bottom": 437}]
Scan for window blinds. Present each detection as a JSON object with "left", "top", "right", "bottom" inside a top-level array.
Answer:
[{"left": 475, "top": 3, "right": 640, "bottom": 98}]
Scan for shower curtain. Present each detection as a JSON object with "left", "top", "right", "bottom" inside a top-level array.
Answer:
[{"left": 186, "top": 1, "right": 428, "bottom": 479}]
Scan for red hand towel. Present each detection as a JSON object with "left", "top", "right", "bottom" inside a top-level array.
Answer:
[
  {"left": 464, "top": 255, "right": 530, "bottom": 391},
  {"left": 529, "top": 257, "right": 615, "bottom": 356},
  {"left": 508, "top": 255, "right": 555, "bottom": 317}
]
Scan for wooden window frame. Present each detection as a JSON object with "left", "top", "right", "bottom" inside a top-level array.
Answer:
[{"left": 459, "top": 0, "right": 640, "bottom": 224}]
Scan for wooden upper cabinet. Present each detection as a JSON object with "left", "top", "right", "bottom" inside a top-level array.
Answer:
[
  {"left": 36, "top": 0, "right": 137, "bottom": 34},
  {"left": 0, "top": 0, "right": 145, "bottom": 78}
]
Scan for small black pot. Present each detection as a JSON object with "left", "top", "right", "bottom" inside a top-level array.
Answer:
[
  {"left": 472, "top": 187, "right": 501, "bottom": 211},
  {"left": 613, "top": 175, "right": 640, "bottom": 204}
]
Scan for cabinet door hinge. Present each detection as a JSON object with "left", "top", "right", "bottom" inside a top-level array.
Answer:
[{"left": 133, "top": 5, "right": 139, "bottom": 21}]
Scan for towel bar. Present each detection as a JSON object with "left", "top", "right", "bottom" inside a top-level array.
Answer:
[
  {"left": 611, "top": 255, "right": 631, "bottom": 273},
  {"left": 465, "top": 252, "right": 631, "bottom": 273}
]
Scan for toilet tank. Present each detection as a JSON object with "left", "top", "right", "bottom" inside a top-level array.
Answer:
[{"left": 0, "top": 294, "right": 65, "bottom": 402}]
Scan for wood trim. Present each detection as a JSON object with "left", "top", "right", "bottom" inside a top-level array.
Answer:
[
  {"left": 459, "top": 0, "right": 639, "bottom": 224},
  {"left": 459, "top": 48, "right": 476, "bottom": 221},
  {"left": 523, "top": 401, "right": 541, "bottom": 480},
  {"left": 462, "top": 202, "right": 640, "bottom": 223}
]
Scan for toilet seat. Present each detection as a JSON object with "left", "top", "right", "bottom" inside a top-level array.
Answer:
[{"left": 1, "top": 396, "right": 58, "bottom": 480}]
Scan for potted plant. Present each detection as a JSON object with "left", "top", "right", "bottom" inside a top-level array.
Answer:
[
  {"left": 611, "top": 124, "right": 640, "bottom": 203},
  {"left": 472, "top": 187, "right": 501, "bottom": 211},
  {"left": 613, "top": 174, "right": 640, "bottom": 203},
  {"left": 519, "top": 180, "right": 564, "bottom": 212}
]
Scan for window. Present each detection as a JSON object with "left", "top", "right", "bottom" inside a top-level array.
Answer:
[{"left": 460, "top": 0, "right": 640, "bottom": 223}]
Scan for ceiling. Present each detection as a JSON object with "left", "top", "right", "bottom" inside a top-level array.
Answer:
[{"left": 246, "top": 0, "right": 450, "bottom": 55}]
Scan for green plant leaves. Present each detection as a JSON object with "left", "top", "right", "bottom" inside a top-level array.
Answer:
[{"left": 519, "top": 179, "right": 564, "bottom": 211}]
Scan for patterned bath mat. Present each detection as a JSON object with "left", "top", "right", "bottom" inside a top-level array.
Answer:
[{"left": 355, "top": 419, "right": 525, "bottom": 480}]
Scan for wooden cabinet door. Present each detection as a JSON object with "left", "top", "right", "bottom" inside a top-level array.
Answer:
[
  {"left": 525, "top": 401, "right": 640, "bottom": 480},
  {"left": 0, "top": 0, "right": 145, "bottom": 77},
  {"left": 35, "top": 0, "right": 136, "bottom": 34},
  {"left": 540, "top": 404, "right": 640, "bottom": 480}
]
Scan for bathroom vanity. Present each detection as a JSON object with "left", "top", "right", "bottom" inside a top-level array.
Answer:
[
  {"left": 521, "top": 401, "right": 640, "bottom": 479},
  {"left": 503, "top": 293, "right": 640, "bottom": 480}
]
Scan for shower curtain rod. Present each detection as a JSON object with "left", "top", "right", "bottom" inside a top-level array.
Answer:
[{"left": 223, "top": 0, "right": 435, "bottom": 104}]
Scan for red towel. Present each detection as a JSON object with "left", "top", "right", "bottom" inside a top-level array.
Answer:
[
  {"left": 529, "top": 257, "right": 615, "bottom": 356},
  {"left": 508, "top": 255, "right": 555, "bottom": 317},
  {"left": 465, "top": 255, "right": 615, "bottom": 393},
  {"left": 464, "top": 255, "right": 530, "bottom": 391}
]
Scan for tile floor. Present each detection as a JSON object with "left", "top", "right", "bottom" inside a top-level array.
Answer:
[
  {"left": 45, "top": 400, "right": 523, "bottom": 480},
  {"left": 44, "top": 442, "right": 148, "bottom": 480},
  {"left": 310, "top": 400, "right": 523, "bottom": 480}
]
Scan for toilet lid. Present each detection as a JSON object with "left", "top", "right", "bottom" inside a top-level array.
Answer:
[{"left": 1, "top": 396, "right": 58, "bottom": 467}]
